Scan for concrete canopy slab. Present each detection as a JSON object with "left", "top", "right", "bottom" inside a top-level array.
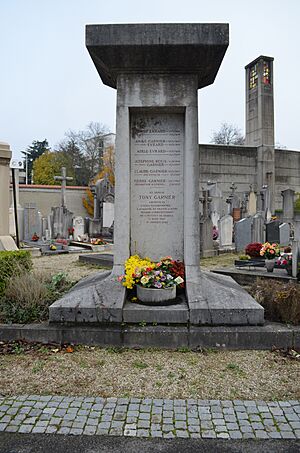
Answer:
[{"left": 86, "top": 23, "right": 229, "bottom": 89}]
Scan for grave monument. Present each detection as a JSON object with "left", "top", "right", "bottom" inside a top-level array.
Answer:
[
  {"left": 0, "top": 141, "right": 18, "bottom": 251},
  {"left": 50, "top": 23, "right": 263, "bottom": 326}
]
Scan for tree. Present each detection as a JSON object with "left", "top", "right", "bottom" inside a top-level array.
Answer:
[
  {"left": 82, "top": 145, "right": 115, "bottom": 215},
  {"left": 64, "top": 122, "right": 110, "bottom": 181},
  {"left": 33, "top": 151, "right": 69, "bottom": 185},
  {"left": 210, "top": 123, "right": 245, "bottom": 146},
  {"left": 56, "top": 138, "right": 90, "bottom": 186},
  {"left": 22, "top": 139, "right": 50, "bottom": 184}
]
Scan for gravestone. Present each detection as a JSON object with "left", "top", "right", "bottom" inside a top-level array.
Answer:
[
  {"left": 281, "top": 189, "right": 294, "bottom": 222},
  {"left": 24, "top": 203, "right": 39, "bottom": 240},
  {"left": 248, "top": 187, "right": 257, "bottom": 216},
  {"left": 73, "top": 216, "right": 85, "bottom": 240},
  {"left": 9, "top": 168, "right": 25, "bottom": 240},
  {"left": 207, "top": 182, "right": 223, "bottom": 225},
  {"left": 266, "top": 220, "right": 280, "bottom": 243},
  {"left": 199, "top": 189, "right": 215, "bottom": 257},
  {"left": 50, "top": 23, "right": 263, "bottom": 327},
  {"left": 218, "top": 215, "right": 233, "bottom": 247},
  {"left": 252, "top": 212, "right": 265, "bottom": 244},
  {"left": 50, "top": 167, "right": 74, "bottom": 239},
  {"left": 279, "top": 222, "right": 290, "bottom": 246},
  {"left": 235, "top": 217, "right": 253, "bottom": 252}
]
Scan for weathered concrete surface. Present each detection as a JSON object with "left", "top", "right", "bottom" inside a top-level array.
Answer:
[
  {"left": 86, "top": 23, "right": 229, "bottom": 89},
  {"left": 49, "top": 272, "right": 125, "bottom": 323},
  {"left": 186, "top": 270, "right": 264, "bottom": 326},
  {"left": 0, "top": 322, "right": 298, "bottom": 350},
  {"left": 123, "top": 298, "right": 189, "bottom": 324},
  {"left": 212, "top": 268, "right": 296, "bottom": 285},
  {"left": 78, "top": 253, "right": 113, "bottom": 267}
]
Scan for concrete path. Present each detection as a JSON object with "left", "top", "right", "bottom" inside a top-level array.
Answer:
[{"left": 0, "top": 395, "right": 299, "bottom": 441}]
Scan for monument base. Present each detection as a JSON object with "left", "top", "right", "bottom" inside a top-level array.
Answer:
[
  {"left": 49, "top": 268, "right": 264, "bottom": 326},
  {"left": 0, "top": 236, "right": 18, "bottom": 251}
]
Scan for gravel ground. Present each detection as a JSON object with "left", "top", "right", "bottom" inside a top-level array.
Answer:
[
  {"left": 32, "top": 254, "right": 105, "bottom": 283},
  {"left": 0, "top": 347, "right": 299, "bottom": 400}
]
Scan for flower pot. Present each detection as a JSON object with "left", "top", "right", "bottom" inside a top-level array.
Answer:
[
  {"left": 137, "top": 285, "right": 176, "bottom": 303},
  {"left": 265, "top": 259, "right": 275, "bottom": 272}
]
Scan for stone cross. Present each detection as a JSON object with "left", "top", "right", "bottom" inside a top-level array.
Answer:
[
  {"left": 230, "top": 182, "right": 237, "bottom": 195},
  {"left": 54, "top": 167, "right": 73, "bottom": 208},
  {"left": 200, "top": 189, "right": 212, "bottom": 219}
]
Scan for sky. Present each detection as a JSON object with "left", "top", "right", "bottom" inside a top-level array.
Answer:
[{"left": 1, "top": 0, "right": 300, "bottom": 160}]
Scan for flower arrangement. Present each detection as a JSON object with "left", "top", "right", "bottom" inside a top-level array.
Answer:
[
  {"left": 260, "top": 242, "right": 280, "bottom": 260},
  {"left": 245, "top": 242, "right": 263, "bottom": 258},
  {"left": 90, "top": 238, "right": 107, "bottom": 245},
  {"left": 31, "top": 232, "right": 39, "bottom": 242},
  {"left": 118, "top": 255, "right": 185, "bottom": 290}
]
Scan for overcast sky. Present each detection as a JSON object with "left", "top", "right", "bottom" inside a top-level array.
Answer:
[{"left": 1, "top": 0, "right": 299, "bottom": 159}]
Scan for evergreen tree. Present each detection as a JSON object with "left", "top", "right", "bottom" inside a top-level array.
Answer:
[{"left": 22, "top": 139, "right": 50, "bottom": 184}]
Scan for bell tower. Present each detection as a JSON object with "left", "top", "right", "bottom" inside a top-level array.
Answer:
[{"left": 245, "top": 56, "right": 275, "bottom": 212}]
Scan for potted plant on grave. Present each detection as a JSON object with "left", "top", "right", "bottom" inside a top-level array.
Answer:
[
  {"left": 245, "top": 242, "right": 263, "bottom": 259},
  {"left": 260, "top": 242, "right": 280, "bottom": 272},
  {"left": 118, "top": 255, "right": 185, "bottom": 304},
  {"left": 277, "top": 246, "right": 293, "bottom": 276}
]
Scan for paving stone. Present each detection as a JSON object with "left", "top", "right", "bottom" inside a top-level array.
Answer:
[
  {"left": 290, "top": 421, "right": 300, "bottom": 429},
  {"left": 151, "top": 430, "right": 163, "bottom": 437},
  {"left": 124, "top": 428, "right": 137, "bottom": 436},
  {"left": 18, "top": 425, "right": 33, "bottom": 433},
  {"left": 137, "top": 429, "right": 149, "bottom": 437},
  {"left": 254, "top": 430, "right": 269, "bottom": 438},
  {"left": 188, "top": 418, "right": 200, "bottom": 426},
  {"left": 268, "top": 432, "right": 282, "bottom": 439},
  {"left": 98, "top": 421, "right": 111, "bottom": 430},
  {"left": 294, "top": 430, "right": 300, "bottom": 438},
  {"left": 140, "top": 406, "right": 151, "bottom": 413},
  {"left": 176, "top": 430, "right": 189, "bottom": 438},
  {"left": 162, "top": 424, "right": 174, "bottom": 432},
  {"left": 46, "top": 426, "right": 58, "bottom": 434},
  {"left": 226, "top": 422, "right": 239, "bottom": 430},
  {"left": 213, "top": 419, "right": 226, "bottom": 426},
  {"left": 224, "top": 415, "right": 237, "bottom": 423},
  {"left": 281, "top": 431, "right": 296, "bottom": 439},
  {"left": 57, "top": 427, "right": 71, "bottom": 435},
  {"left": 96, "top": 428, "right": 110, "bottom": 435},
  {"left": 201, "top": 430, "right": 217, "bottom": 438},
  {"left": 139, "top": 412, "right": 150, "bottom": 420},
  {"left": 70, "top": 428, "right": 83, "bottom": 435},
  {"left": 229, "top": 430, "right": 242, "bottom": 439},
  {"left": 217, "top": 432, "right": 230, "bottom": 439},
  {"left": 241, "top": 425, "right": 253, "bottom": 433},
  {"left": 188, "top": 425, "right": 200, "bottom": 433},
  {"left": 175, "top": 421, "right": 187, "bottom": 429},
  {"left": 215, "top": 425, "right": 228, "bottom": 433},
  {"left": 163, "top": 418, "right": 173, "bottom": 424},
  {"left": 138, "top": 420, "right": 150, "bottom": 428},
  {"left": 251, "top": 422, "right": 264, "bottom": 430}
]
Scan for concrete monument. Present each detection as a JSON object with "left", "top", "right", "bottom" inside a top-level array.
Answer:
[
  {"left": 50, "top": 23, "right": 263, "bottom": 327},
  {"left": 0, "top": 142, "right": 18, "bottom": 251}
]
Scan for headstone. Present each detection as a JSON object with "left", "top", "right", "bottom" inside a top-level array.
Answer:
[
  {"left": 266, "top": 220, "right": 280, "bottom": 244},
  {"left": 50, "top": 206, "right": 73, "bottom": 239},
  {"left": 279, "top": 222, "right": 290, "bottom": 246},
  {"left": 252, "top": 212, "right": 265, "bottom": 243},
  {"left": 207, "top": 182, "right": 223, "bottom": 220},
  {"left": 248, "top": 188, "right": 257, "bottom": 216},
  {"left": 218, "top": 214, "right": 233, "bottom": 247},
  {"left": 9, "top": 168, "right": 25, "bottom": 240},
  {"left": 103, "top": 202, "right": 114, "bottom": 228},
  {"left": 73, "top": 216, "right": 85, "bottom": 240},
  {"left": 292, "top": 240, "right": 299, "bottom": 278},
  {"left": 24, "top": 203, "right": 39, "bottom": 240},
  {"left": 211, "top": 211, "right": 220, "bottom": 228},
  {"left": 281, "top": 189, "right": 294, "bottom": 222},
  {"left": 235, "top": 217, "right": 253, "bottom": 252},
  {"left": 199, "top": 189, "right": 214, "bottom": 256},
  {"left": 260, "top": 185, "right": 271, "bottom": 220}
]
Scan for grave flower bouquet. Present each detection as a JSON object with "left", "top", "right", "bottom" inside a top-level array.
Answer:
[
  {"left": 118, "top": 255, "right": 185, "bottom": 290},
  {"left": 259, "top": 242, "right": 280, "bottom": 260}
]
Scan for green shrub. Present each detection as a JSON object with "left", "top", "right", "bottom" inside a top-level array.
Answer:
[
  {"left": 250, "top": 280, "right": 300, "bottom": 325},
  {"left": 0, "top": 271, "right": 73, "bottom": 324},
  {"left": 0, "top": 251, "right": 32, "bottom": 297}
]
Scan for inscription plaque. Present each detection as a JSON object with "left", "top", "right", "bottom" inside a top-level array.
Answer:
[{"left": 130, "top": 112, "right": 184, "bottom": 260}]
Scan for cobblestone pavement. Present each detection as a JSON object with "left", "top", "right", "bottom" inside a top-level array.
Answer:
[{"left": 0, "top": 396, "right": 299, "bottom": 440}]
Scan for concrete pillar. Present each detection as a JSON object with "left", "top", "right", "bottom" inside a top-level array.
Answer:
[{"left": 0, "top": 141, "right": 12, "bottom": 235}]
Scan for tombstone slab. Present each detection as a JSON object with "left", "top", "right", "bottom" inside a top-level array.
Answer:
[
  {"left": 218, "top": 215, "right": 233, "bottom": 247},
  {"left": 279, "top": 223, "right": 290, "bottom": 246},
  {"left": 235, "top": 217, "right": 253, "bottom": 252},
  {"left": 266, "top": 220, "right": 280, "bottom": 244},
  {"left": 50, "top": 23, "right": 264, "bottom": 327}
]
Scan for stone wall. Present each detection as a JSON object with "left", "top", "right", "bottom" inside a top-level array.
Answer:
[
  {"left": 10, "top": 185, "right": 88, "bottom": 218},
  {"left": 199, "top": 144, "right": 300, "bottom": 210}
]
